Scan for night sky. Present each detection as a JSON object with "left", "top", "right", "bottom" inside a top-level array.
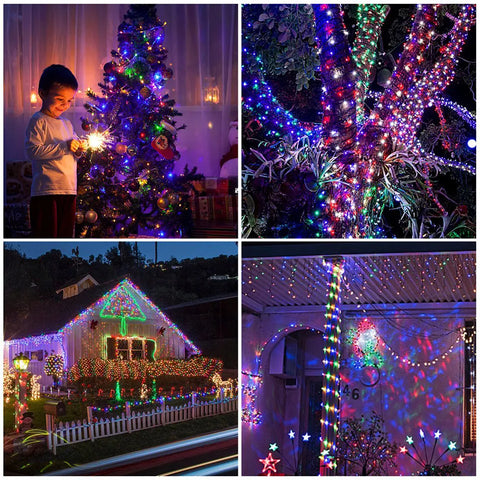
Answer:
[{"left": 6, "top": 241, "right": 238, "bottom": 262}]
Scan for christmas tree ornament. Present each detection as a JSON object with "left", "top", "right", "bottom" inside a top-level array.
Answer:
[
  {"left": 126, "top": 145, "right": 138, "bottom": 156},
  {"left": 157, "top": 196, "right": 168, "bottom": 209},
  {"left": 115, "top": 143, "right": 128, "bottom": 154},
  {"left": 140, "top": 86, "right": 152, "bottom": 99},
  {"left": 163, "top": 67, "right": 173, "bottom": 79},
  {"left": 81, "top": 120, "right": 92, "bottom": 131},
  {"left": 160, "top": 120, "right": 177, "bottom": 136},
  {"left": 85, "top": 210, "right": 98, "bottom": 224},
  {"left": 151, "top": 135, "right": 174, "bottom": 160},
  {"left": 168, "top": 192, "right": 179, "bottom": 206},
  {"left": 75, "top": 211, "right": 85, "bottom": 224},
  {"left": 103, "top": 62, "right": 116, "bottom": 74}
]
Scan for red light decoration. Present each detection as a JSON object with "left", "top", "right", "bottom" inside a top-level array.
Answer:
[
  {"left": 67, "top": 357, "right": 222, "bottom": 382},
  {"left": 259, "top": 452, "right": 281, "bottom": 475}
]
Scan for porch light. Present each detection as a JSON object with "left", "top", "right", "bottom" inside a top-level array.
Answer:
[{"left": 13, "top": 353, "right": 30, "bottom": 372}]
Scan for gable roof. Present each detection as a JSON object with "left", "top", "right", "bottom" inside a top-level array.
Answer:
[
  {"left": 55, "top": 273, "right": 99, "bottom": 294},
  {"left": 5, "top": 278, "right": 201, "bottom": 355}
]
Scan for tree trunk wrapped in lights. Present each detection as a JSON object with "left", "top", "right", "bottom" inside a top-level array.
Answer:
[{"left": 242, "top": 5, "right": 476, "bottom": 239}]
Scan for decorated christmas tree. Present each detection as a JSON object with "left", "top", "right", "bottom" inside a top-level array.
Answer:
[
  {"left": 76, "top": 5, "right": 201, "bottom": 238},
  {"left": 242, "top": 5, "right": 476, "bottom": 238}
]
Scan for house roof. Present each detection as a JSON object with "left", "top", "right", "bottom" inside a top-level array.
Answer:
[
  {"left": 5, "top": 278, "right": 119, "bottom": 339},
  {"left": 5, "top": 278, "right": 201, "bottom": 355},
  {"left": 55, "top": 273, "right": 99, "bottom": 293},
  {"left": 243, "top": 249, "right": 476, "bottom": 314}
]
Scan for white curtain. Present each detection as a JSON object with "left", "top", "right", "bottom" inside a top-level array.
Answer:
[{"left": 4, "top": 4, "right": 238, "bottom": 177}]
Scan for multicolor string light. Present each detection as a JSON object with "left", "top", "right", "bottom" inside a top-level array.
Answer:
[
  {"left": 67, "top": 356, "right": 222, "bottom": 382},
  {"left": 99, "top": 284, "right": 147, "bottom": 336},
  {"left": 320, "top": 257, "right": 345, "bottom": 472},
  {"left": 243, "top": 5, "right": 476, "bottom": 238}
]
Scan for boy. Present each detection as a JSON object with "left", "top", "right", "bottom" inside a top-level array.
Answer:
[{"left": 25, "top": 64, "right": 85, "bottom": 237}]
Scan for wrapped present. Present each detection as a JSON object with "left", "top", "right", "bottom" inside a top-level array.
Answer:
[{"left": 205, "top": 177, "right": 218, "bottom": 193}]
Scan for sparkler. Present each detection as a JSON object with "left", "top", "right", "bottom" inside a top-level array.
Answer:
[{"left": 84, "top": 130, "right": 112, "bottom": 152}]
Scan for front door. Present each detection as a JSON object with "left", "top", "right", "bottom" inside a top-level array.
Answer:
[{"left": 299, "top": 377, "right": 323, "bottom": 475}]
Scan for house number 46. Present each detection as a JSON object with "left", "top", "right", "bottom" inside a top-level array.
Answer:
[{"left": 342, "top": 385, "right": 360, "bottom": 400}]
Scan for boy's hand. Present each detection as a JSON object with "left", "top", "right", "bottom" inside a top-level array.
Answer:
[
  {"left": 67, "top": 139, "right": 80, "bottom": 153},
  {"left": 79, "top": 139, "right": 88, "bottom": 151}
]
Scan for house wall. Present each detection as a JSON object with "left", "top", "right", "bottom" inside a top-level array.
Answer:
[
  {"left": 4, "top": 334, "right": 64, "bottom": 388},
  {"left": 340, "top": 313, "right": 474, "bottom": 475},
  {"left": 242, "top": 308, "right": 474, "bottom": 476},
  {"left": 242, "top": 310, "right": 326, "bottom": 475},
  {"left": 62, "top": 317, "right": 186, "bottom": 368}
]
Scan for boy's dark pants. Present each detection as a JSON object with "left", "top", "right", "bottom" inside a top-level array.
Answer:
[{"left": 30, "top": 195, "right": 76, "bottom": 238}]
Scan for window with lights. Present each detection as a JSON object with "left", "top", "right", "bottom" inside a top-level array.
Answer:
[{"left": 106, "top": 337, "right": 156, "bottom": 361}]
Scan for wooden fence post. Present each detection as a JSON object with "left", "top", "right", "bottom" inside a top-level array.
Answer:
[
  {"left": 160, "top": 397, "right": 165, "bottom": 425},
  {"left": 125, "top": 401, "right": 131, "bottom": 433},
  {"left": 191, "top": 393, "right": 196, "bottom": 419},
  {"left": 220, "top": 388, "right": 225, "bottom": 413},
  {"left": 86, "top": 406, "right": 95, "bottom": 442},
  {"left": 45, "top": 413, "right": 54, "bottom": 453}
]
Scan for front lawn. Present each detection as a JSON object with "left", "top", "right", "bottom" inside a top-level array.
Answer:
[
  {"left": 4, "top": 412, "right": 237, "bottom": 475},
  {"left": 4, "top": 398, "right": 87, "bottom": 434}
]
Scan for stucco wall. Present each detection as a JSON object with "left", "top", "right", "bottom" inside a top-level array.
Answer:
[{"left": 242, "top": 309, "right": 474, "bottom": 476}]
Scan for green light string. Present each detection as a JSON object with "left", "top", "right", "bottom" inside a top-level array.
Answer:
[
  {"left": 351, "top": 5, "right": 389, "bottom": 124},
  {"left": 99, "top": 284, "right": 147, "bottom": 336}
]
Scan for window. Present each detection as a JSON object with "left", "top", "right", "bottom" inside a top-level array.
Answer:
[
  {"left": 464, "top": 320, "right": 476, "bottom": 451},
  {"left": 106, "top": 337, "right": 156, "bottom": 361},
  {"left": 131, "top": 339, "right": 143, "bottom": 360},
  {"left": 117, "top": 339, "right": 129, "bottom": 360}
]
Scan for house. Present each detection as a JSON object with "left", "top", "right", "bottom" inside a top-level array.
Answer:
[
  {"left": 55, "top": 274, "right": 99, "bottom": 299},
  {"left": 4, "top": 278, "right": 200, "bottom": 387},
  {"left": 242, "top": 243, "right": 476, "bottom": 476}
]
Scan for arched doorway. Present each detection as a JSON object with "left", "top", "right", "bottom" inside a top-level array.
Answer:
[{"left": 261, "top": 328, "right": 326, "bottom": 476}]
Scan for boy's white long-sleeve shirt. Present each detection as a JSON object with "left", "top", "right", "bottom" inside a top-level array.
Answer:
[{"left": 25, "top": 111, "right": 78, "bottom": 196}]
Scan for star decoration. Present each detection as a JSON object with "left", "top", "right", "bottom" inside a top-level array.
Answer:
[
  {"left": 406, "top": 436, "right": 414, "bottom": 445},
  {"left": 302, "top": 433, "right": 311, "bottom": 442},
  {"left": 400, "top": 446, "right": 408, "bottom": 454},
  {"left": 288, "top": 430, "right": 295, "bottom": 439},
  {"left": 448, "top": 441, "right": 457, "bottom": 451},
  {"left": 259, "top": 452, "right": 280, "bottom": 474},
  {"left": 320, "top": 449, "right": 331, "bottom": 457},
  {"left": 269, "top": 443, "right": 279, "bottom": 452},
  {"left": 456, "top": 455, "right": 465, "bottom": 464},
  {"left": 434, "top": 430, "right": 442, "bottom": 439}
]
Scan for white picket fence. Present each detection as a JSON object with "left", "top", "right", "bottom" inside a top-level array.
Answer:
[{"left": 46, "top": 393, "right": 237, "bottom": 454}]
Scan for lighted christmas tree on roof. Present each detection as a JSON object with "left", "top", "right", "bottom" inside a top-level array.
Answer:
[
  {"left": 99, "top": 284, "right": 146, "bottom": 336},
  {"left": 77, "top": 4, "right": 201, "bottom": 238},
  {"left": 243, "top": 5, "right": 476, "bottom": 238}
]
